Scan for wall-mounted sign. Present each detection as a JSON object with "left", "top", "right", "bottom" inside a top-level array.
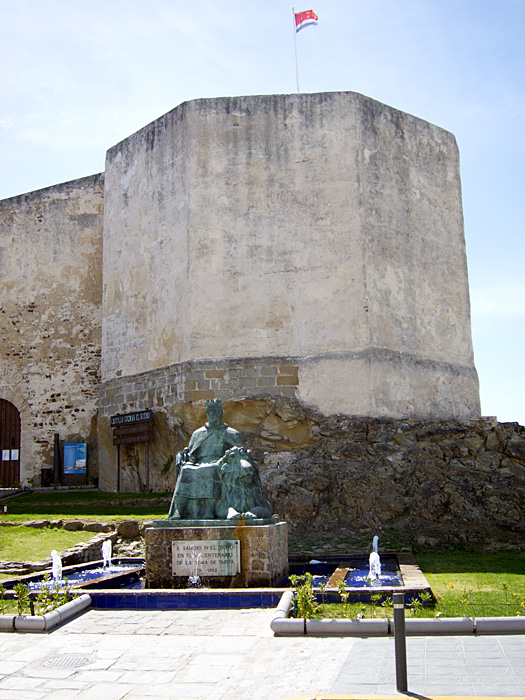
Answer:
[
  {"left": 63, "top": 443, "right": 87, "bottom": 474},
  {"left": 172, "top": 540, "right": 241, "bottom": 577},
  {"left": 111, "top": 410, "right": 153, "bottom": 446},
  {"left": 111, "top": 411, "right": 152, "bottom": 427},
  {"left": 1, "top": 450, "right": 10, "bottom": 461}
]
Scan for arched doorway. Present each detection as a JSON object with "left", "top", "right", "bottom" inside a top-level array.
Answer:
[{"left": 0, "top": 399, "right": 21, "bottom": 487}]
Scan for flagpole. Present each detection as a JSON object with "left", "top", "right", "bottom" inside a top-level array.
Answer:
[{"left": 292, "top": 7, "right": 300, "bottom": 93}]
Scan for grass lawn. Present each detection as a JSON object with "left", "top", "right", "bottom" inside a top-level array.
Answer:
[
  {"left": 0, "top": 527, "right": 92, "bottom": 564},
  {"left": 1, "top": 490, "right": 171, "bottom": 522},
  {"left": 415, "top": 549, "right": 525, "bottom": 618},
  {"left": 296, "top": 549, "right": 525, "bottom": 619}
]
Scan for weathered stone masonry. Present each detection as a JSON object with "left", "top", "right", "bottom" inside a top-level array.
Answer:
[
  {"left": 98, "top": 357, "right": 299, "bottom": 417},
  {"left": 0, "top": 175, "right": 104, "bottom": 483}
]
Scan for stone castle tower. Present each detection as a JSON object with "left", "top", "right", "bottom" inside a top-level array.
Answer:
[{"left": 0, "top": 91, "right": 480, "bottom": 490}]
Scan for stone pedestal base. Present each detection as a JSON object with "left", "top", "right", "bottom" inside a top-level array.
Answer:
[{"left": 145, "top": 520, "right": 288, "bottom": 588}]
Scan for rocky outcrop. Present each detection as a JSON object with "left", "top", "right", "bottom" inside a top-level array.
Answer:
[
  {"left": 235, "top": 401, "right": 525, "bottom": 549},
  {"left": 98, "top": 395, "right": 524, "bottom": 548}
]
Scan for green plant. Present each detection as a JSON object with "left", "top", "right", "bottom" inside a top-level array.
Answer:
[
  {"left": 317, "top": 581, "right": 327, "bottom": 615},
  {"left": 337, "top": 580, "right": 350, "bottom": 618},
  {"left": 34, "top": 575, "right": 76, "bottom": 615},
  {"left": 53, "top": 579, "right": 75, "bottom": 608},
  {"left": 0, "top": 584, "right": 6, "bottom": 614},
  {"left": 13, "top": 583, "right": 30, "bottom": 616},
  {"left": 444, "top": 582, "right": 454, "bottom": 616},
  {"left": 408, "top": 596, "right": 423, "bottom": 616},
  {"left": 501, "top": 580, "right": 509, "bottom": 607},
  {"left": 36, "top": 575, "right": 56, "bottom": 614},
  {"left": 459, "top": 587, "right": 477, "bottom": 619},
  {"left": 290, "top": 573, "right": 319, "bottom": 620},
  {"left": 381, "top": 595, "right": 393, "bottom": 613}
]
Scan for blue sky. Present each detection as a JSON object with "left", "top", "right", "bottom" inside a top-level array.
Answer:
[{"left": 1, "top": 0, "right": 523, "bottom": 424}]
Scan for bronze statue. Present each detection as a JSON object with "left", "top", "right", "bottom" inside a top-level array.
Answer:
[{"left": 168, "top": 399, "right": 272, "bottom": 521}]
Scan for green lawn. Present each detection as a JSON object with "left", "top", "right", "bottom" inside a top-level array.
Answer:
[
  {"left": 297, "top": 550, "right": 525, "bottom": 619},
  {"left": 0, "top": 526, "right": 92, "bottom": 564},
  {"left": 415, "top": 549, "right": 525, "bottom": 618},
  {"left": 1, "top": 490, "right": 171, "bottom": 522}
]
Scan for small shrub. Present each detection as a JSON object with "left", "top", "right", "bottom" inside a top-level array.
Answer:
[
  {"left": 290, "top": 573, "right": 319, "bottom": 620},
  {"left": 13, "top": 583, "right": 30, "bottom": 616},
  {"left": 337, "top": 581, "right": 350, "bottom": 618}
]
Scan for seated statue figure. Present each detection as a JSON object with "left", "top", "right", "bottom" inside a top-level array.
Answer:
[{"left": 168, "top": 399, "right": 272, "bottom": 521}]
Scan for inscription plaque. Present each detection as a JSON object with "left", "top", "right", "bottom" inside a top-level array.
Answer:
[{"left": 171, "top": 540, "right": 241, "bottom": 577}]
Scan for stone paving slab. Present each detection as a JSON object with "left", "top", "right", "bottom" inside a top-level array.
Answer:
[
  {"left": 330, "top": 636, "right": 525, "bottom": 698},
  {"left": 1, "top": 609, "right": 525, "bottom": 699}
]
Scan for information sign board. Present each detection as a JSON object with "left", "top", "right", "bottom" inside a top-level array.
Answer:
[
  {"left": 63, "top": 443, "right": 87, "bottom": 474},
  {"left": 172, "top": 540, "right": 241, "bottom": 577}
]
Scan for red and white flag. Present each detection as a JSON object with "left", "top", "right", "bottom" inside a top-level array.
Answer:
[{"left": 295, "top": 9, "right": 318, "bottom": 33}]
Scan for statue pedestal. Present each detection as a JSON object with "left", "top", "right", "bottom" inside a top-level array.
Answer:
[{"left": 145, "top": 519, "right": 288, "bottom": 588}]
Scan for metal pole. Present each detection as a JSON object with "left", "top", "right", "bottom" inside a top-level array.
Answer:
[
  {"left": 393, "top": 593, "right": 408, "bottom": 692},
  {"left": 292, "top": 7, "right": 300, "bottom": 93},
  {"left": 117, "top": 443, "right": 121, "bottom": 493},
  {"left": 145, "top": 442, "right": 150, "bottom": 492},
  {"left": 53, "top": 433, "right": 61, "bottom": 484}
]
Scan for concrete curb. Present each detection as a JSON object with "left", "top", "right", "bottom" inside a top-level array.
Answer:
[
  {"left": 271, "top": 592, "right": 525, "bottom": 637},
  {"left": 475, "top": 616, "right": 525, "bottom": 635},
  {"left": 1, "top": 594, "right": 91, "bottom": 633},
  {"left": 308, "top": 618, "right": 390, "bottom": 636},
  {"left": 402, "top": 617, "right": 474, "bottom": 636}
]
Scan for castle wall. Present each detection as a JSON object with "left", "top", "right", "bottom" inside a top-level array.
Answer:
[
  {"left": 101, "top": 91, "right": 479, "bottom": 426},
  {"left": 0, "top": 91, "right": 482, "bottom": 493},
  {"left": 0, "top": 175, "right": 104, "bottom": 485}
]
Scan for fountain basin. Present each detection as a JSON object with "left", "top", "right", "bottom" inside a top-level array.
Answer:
[
  {"left": 2, "top": 559, "right": 144, "bottom": 593},
  {"left": 284, "top": 554, "right": 404, "bottom": 590},
  {"left": 1, "top": 553, "right": 431, "bottom": 611}
]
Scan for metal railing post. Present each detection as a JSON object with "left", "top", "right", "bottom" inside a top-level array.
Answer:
[{"left": 393, "top": 592, "right": 408, "bottom": 692}]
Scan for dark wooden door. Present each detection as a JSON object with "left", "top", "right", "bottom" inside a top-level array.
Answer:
[{"left": 0, "top": 399, "right": 21, "bottom": 487}]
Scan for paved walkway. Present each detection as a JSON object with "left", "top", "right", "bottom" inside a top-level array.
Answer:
[{"left": 1, "top": 608, "right": 524, "bottom": 699}]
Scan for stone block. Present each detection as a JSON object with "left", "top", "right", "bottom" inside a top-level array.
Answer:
[
  {"left": 84, "top": 522, "right": 113, "bottom": 533},
  {"left": 185, "top": 390, "right": 215, "bottom": 402},
  {"left": 117, "top": 520, "right": 140, "bottom": 538},
  {"left": 205, "top": 369, "right": 226, "bottom": 379},
  {"left": 276, "top": 376, "right": 298, "bottom": 386},
  {"left": 277, "top": 364, "right": 299, "bottom": 376},
  {"left": 256, "top": 376, "right": 276, "bottom": 388},
  {"left": 24, "top": 520, "right": 50, "bottom": 528},
  {"left": 258, "top": 365, "right": 277, "bottom": 376},
  {"left": 63, "top": 520, "right": 84, "bottom": 531}
]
